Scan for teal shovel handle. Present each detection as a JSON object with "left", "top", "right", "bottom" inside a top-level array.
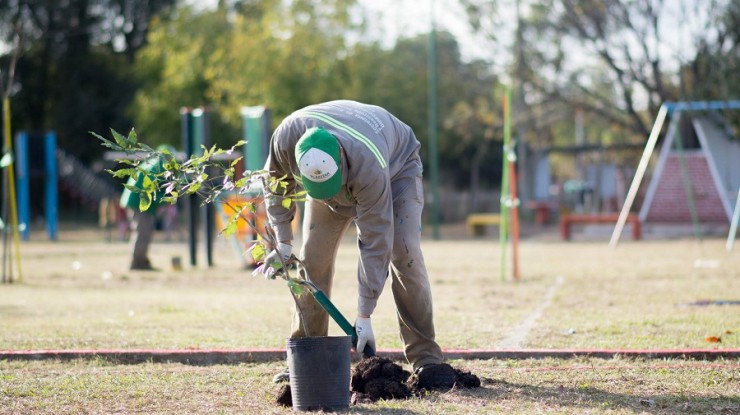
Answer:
[{"left": 312, "top": 290, "right": 376, "bottom": 357}]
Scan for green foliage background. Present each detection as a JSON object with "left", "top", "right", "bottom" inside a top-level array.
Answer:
[
  {"left": 128, "top": 1, "right": 503, "bottom": 187},
  {"left": 1, "top": 0, "right": 738, "bottom": 191}
]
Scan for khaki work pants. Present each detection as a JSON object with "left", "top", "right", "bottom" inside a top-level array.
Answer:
[{"left": 291, "top": 176, "right": 444, "bottom": 370}]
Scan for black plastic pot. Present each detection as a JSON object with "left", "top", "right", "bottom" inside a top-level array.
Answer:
[{"left": 287, "top": 335, "right": 351, "bottom": 411}]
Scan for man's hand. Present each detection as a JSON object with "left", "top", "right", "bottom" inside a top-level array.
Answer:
[
  {"left": 252, "top": 242, "right": 292, "bottom": 279},
  {"left": 354, "top": 316, "right": 376, "bottom": 356}
]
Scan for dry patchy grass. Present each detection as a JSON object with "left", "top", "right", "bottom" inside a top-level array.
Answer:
[
  {"left": 1, "top": 227, "right": 739, "bottom": 413},
  {"left": 1, "top": 357, "right": 737, "bottom": 414},
  {"left": 1, "top": 228, "right": 738, "bottom": 351}
]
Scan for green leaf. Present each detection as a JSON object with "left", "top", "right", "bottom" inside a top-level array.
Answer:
[
  {"left": 250, "top": 243, "right": 266, "bottom": 262},
  {"left": 185, "top": 182, "right": 202, "bottom": 195},
  {"left": 235, "top": 177, "right": 249, "bottom": 189},
  {"left": 224, "top": 167, "right": 235, "bottom": 180},
  {"left": 111, "top": 129, "right": 128, "bottom": 147},
  {"left": 163, "top": 159, "right": 180, "bottom": 172},
  {"left": 91, "top": 131, "right": 117, "bottom": 150},
  {"left": 139, "top": 192, "right": 152, "bottom": 212},
  {"left": 291, "top": 190, "right": 307, "bottom": 202},
  {"left": 128, "top": 128, "right": 138, "bottom": 146},
  {"left": 288, "top": 280, "right": 305, "bottom": 296},
  {"left": 281, "top": 198, "right": 292, "bottom": 209},
  {"left": 110, "top": 168, "right": 138, "bottom": 179},
  {"left": 230, "top": 156, "right": 243, "bottom": 168},
  {"left": 141, "top": 174, "right": 156, "bottom": 193},
  {"left": 223, "top": 220, "right": 238, "bottom": 237},
  {"left": 89, "top": 131, "right": 105, "bottom": 141}
]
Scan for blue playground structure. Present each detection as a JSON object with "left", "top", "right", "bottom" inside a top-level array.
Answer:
[
  {"left": 10, "top": 106, "right": 278, "bottom": 272},
  {"left": 15, "top": 131, "right": 58, "bottom": 241},
  {"left": 15, "top": 131, "right": 119, "bottom": 241}
]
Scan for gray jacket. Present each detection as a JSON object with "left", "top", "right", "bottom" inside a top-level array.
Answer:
[{"left": 264, "top": 100, "right": 423, "bottom": 315}]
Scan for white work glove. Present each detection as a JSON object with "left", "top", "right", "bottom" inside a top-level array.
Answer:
[
  {"left": 252, "top": 242, "right": 292, "bottom": 279},
  {"left": 354, "top": 316, "right": 376, "bottom": 355}
]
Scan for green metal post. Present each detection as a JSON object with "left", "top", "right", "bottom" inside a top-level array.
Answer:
[
  {"left": 427, "top": 0, "right": 440, "bottom": 240},
  {"left": 181, "top": 108, "right": 198, "bottom": 266},
  {"left": 241, "top": 106, "right": 271, "bottom": 171}
]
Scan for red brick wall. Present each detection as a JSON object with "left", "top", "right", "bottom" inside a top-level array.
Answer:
[{"left": 646, "top": 152, "right": 727, "bottom": 222}]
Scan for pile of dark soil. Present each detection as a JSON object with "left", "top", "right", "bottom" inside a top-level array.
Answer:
[
  {"left": 275, "top": 384, "right": 292, "bottom": 407},
  {"left": 276, "top": 356, "right": 480, "bottom": 407},
  {"left": 351, "top": 356, "right": 412, "bottom": 404}
]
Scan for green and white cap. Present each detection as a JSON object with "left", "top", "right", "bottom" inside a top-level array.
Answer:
[{"left": 295, "top": 126, "right": 342, "bottom": 200}]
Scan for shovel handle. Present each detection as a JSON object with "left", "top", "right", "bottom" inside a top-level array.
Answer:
[{"left": 312, "top": 290, "right": 375, "bottom": 357}]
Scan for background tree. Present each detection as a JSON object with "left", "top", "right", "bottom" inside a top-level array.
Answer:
[
  {"left": 680, "top": 1, "right": 740, "bottom": 132},
  {"left": 345, "top": 32, "right": 501, "bottom": 194},
  {"left": 132, "top": 0, "right": 364, "bottom": 147},
  {"left": 132, "top": 2, "right": 502, "bottom": 197},
  {"left": 130, "top": 5, "right": 236, "bottom": 147},
  {"left": 5, "top": 0, "right": 732, "bottom": 223},
  {"left": 0, "top": 0, "right": 175, "bottom": 161},
  {"left": 462, "top": 0, "right": 738, "bottom": 140}
]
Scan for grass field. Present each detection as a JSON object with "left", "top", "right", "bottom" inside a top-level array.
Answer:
[
  {"left": 1, "top": 224, "right": 738, "bottom": 413},
  {"left": 3, "top": 358, "right": 737, "bottom": 414}
]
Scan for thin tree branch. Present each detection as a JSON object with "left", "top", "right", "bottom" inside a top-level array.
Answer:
[{"left": 1, "top": 26, "right": 22, "bottom": 99}]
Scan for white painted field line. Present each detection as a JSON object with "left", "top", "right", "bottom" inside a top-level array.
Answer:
[{"left": 496, "top": 276, "right": 565, "bottom": 349}]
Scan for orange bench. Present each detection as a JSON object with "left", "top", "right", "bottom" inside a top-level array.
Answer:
[{"left": 560, "top": 213, "right": 641, "bottom": 241}]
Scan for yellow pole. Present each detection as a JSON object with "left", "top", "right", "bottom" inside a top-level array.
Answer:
[{"left": 3, "top": 97, "right": 22, "bottom": 282}]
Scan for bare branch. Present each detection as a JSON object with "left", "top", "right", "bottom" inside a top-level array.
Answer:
[{"left": 3, "top": 30, "right": 23, "bottom": 99}]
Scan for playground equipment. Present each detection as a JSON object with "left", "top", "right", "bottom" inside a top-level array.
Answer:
[
  {"left": 561, "top": 213, "right": 640, "bottom": 241},
  {"left": 241, "top": 106, "right": 271, "bottom": 173},
  {"left": 16, "top": 132, "right": 117, "bottom": 243},
  {"left": 56, "top": 147, "right": 118, "bottom": 210},
  {"left": 212, "top": 106, "right": 276, "bottom": 267},
  {"left": 181, "top": 106, "right": 279, "bottom": 268},
  {"left": 180, "top": 107, "right": 217, "bottom": 267},
  {"left": 101, "top": 106, "right": 278, "bottom": 269},
  {"left": 611, "top": 101, "right": 740, "bottom": 247},
  {"left": 15, "top": 131, "right": 58, "bottom": 241}
]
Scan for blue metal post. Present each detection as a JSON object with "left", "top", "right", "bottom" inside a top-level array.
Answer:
[
  {"left": 15, "top": 132, "right": 30, "bottom": 241},
  {"left": 664, "top": 100, "right": 740, "bottom": 112},
  {"left": 44, "top": 131, "right": 58, "bottom": 241}
]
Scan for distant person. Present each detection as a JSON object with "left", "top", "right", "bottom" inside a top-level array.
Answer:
[
  {"left": 255, "top": 100, "right": 462, "bottom": 389},
  {"left": 119, "top": 147, "right": 170, "bottom": 271}
]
